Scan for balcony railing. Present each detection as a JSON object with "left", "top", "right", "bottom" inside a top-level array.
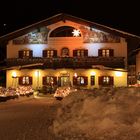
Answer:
[{"left": 6, "top": 56, "right": 125, "bottom": 69}]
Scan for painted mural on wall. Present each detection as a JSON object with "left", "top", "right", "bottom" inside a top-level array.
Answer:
[
  {"left": 79, "top": 26, "right": 120, "bottom": 43},
  {"left": 13, "top": 27, "right": 50, "bottom": 44},
  {"left": 13, "top": 25, "right": 120, "bottom": 44}
]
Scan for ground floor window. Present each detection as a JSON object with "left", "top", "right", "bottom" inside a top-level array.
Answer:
[
  {"left": 73, "top": 76, "right": 88, "bottom": 86},
  {"left": 19, "top": 76, "right": 32, "bottom": 85},
  {"left": 43, "top": 76, "right": 57, "bottom": 86},
  {"left": 128, "top": 76, "right": 137, "bottom": 85},
  {"left": 98, "top": 76, "right": 114, "bottom": 86}
]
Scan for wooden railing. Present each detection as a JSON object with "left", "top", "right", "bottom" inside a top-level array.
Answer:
[{"left": 6, "top": 56, "right": 125, "bottom": 69}]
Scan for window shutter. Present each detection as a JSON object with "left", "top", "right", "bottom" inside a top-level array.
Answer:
[
  {"left": 73, "top": 76, "right": 77, "bottom": 85},
  {"left": 73, "top": 50, "right": 77, "bottom": 57},
  {"left": 29, "top": 50, "right": 33, "bottom": 58},
  {"left": 109, "top": 49, "right": 114, "bottom": 57},
  {"left": 109, "top": 76, "right": 114, "bottom": 85},
  {"left": 98, "top": 76, "right": 103, "bottom": 85},
  {"left": 53, "top": 76, "right": 57, "bottom": 85},
  {"left": 84, "top": 50, "right": 88, "bottom": 57},
  {"left": 98, "top": 49, "right": 102, "bottom": 57},
  {"left": 53, "top": 50, "right": 57, "bottom": 57},
  {"left": 19, "top": 77, "right": 23, "bottom": 85},
  {"left": 18, "top": 51, "right": 23, "bottom": 58},
  {"left": 29, "top": 77, "right": 32, "bottom": 85},
  {"left": 43, "top": 77, "right": 47, "bottom": 85},
  {"left": 84, "top": 76, "right": 88, "bottom": 85},
  {"left": 43, "top": 50, "right": 47, "bottom": 57},
  {"left": 91, "top": 76, "right": 95, "bottom": 85}
]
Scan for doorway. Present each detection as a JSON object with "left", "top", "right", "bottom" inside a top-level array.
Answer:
[{"left": 60, "top": 76, "right": 70, "bottom": 86}]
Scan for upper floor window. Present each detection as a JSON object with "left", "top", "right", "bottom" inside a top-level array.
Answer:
[
  {"left": 43, "top": 50, "right": 57, "bottom": 58},
  {"left": 43, "top": 76, "right": 57, "bottom": 86},
  {"left": 61, "top": 47, "right": 69, "bottom": 57},
  {"left": 18, "top": 50, "right": 33, "bottom": 58},
  {"left": 49, "top": 26, "right": 81, "bottom": 37},
  {"left": 19, "top": 76, "right": 32, "bottom": 85},
  {"left": 73, "top": 76, "right": 88, "bottom": 86},
  {"left": 98, "top": 49, "right": 114, "bottom": 57},
  {"left": 73, "top": 49, "right": 88, "bottom": 57},
  {"left": 98, "top": 76, "right": 114, "bottom": 86}
]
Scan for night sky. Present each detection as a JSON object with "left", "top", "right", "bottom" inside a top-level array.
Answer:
[{"left": 0, "top": 0, "right": 140, "bottom": 37}]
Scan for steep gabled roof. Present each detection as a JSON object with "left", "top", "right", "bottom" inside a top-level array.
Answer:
[{"left": 0, "top": 13, "right": 140, "bottom": 42}]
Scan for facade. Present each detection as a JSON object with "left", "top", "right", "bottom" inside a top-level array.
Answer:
[
  {"left": 1, "top": 13, "right": 130, "bottom": 89},
  {"left": 128, "top": 48, "right": 140, "bottom": 86}
]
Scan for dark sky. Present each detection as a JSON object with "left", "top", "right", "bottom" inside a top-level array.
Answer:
[{"left": 0, "top": 0, "right": 140, "bottom": 36}]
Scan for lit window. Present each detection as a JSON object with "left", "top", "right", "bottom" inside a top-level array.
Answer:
[
  {"left": 43, "top": 76, "right": 56, "bottom": 86},
  {"left": 74, "top": 49, "right": 88, "bottom": 57},
  {"left": 47, "top": 50, "right": 54, "bottom": 58},
  {"left": 23, "top": 50, "right": 30, "bottom": 57},
  {"left": 99, "top": 49, "right": 114, "bottom": 57},
  {"left": 103, "top": 76, "right": 110, "bottom": 84},
  {"left": 19, "top": 76, "right": 32, "bottom": 85},
  {"left": 23, "top": 77, "right": 29, "bottom": 84}
]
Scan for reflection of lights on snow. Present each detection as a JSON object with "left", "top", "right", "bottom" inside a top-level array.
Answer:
[{"left": 72, "top": 29, "right": 81, "bottom": 37}]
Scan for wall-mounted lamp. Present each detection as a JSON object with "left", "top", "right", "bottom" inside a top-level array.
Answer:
[
  {"left": 90, "top": 71, "right": 96, "bottom": 76},
  {"left": 115, "top": 71, "right": 122, "bottom": 77},
  {"left": 12, "top": 71, "right": 17, "bottom": 78}
]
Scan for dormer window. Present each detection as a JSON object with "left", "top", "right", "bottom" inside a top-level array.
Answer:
[
  {"left": 18, "top": 50, "right": 33, "bottom": 58},
  {"left": 98, "top": 49, "right": 114, "bottom": 57}
]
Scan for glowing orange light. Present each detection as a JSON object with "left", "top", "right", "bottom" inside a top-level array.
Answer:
[{"left": 72, "top": 29, "right": 81, "bottom": 37}]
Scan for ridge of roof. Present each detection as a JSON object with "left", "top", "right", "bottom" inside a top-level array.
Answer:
[{"left": 0, "top": 13, "right": 140, "bottom": 42}]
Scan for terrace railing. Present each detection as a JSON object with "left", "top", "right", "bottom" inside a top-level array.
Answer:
[{"left": 6, "top": 56, "right": 125, "bottom": 69}]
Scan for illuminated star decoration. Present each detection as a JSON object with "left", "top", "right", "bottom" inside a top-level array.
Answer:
[{"left": 72, "top": 29, "right": 81, "bottom": 37}]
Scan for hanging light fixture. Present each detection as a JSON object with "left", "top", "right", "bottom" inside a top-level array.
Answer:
[{"left": 72, "top": 29, "right": 81, "bottom": 37}]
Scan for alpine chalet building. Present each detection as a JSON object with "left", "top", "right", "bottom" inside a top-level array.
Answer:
[{"left": 1, "top": 13, "right": 139, "bottom": 89}]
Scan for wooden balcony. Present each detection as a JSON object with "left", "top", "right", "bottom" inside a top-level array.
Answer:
[{"left": 6, "top": 57, "right": 125, "bottom": 69}]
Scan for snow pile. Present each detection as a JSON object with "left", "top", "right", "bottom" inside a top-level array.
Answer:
[
  {"left": 53, "top": 87, "right": 140, "bottom": 140},
  {"left": 54, "top": 86, "right": 77, "bottom": 99}
]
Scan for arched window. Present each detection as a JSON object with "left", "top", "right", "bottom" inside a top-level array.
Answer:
[{"left": 49, "top": 26, "right": 81, "bottom": 37}]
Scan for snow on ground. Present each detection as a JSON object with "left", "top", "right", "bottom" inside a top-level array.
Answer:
[
  {"left": 53, "top": 87, "right": 140, "bottom": 140},
  {"left": 0, "top": 87, "right": 140, "bottom": 140}
]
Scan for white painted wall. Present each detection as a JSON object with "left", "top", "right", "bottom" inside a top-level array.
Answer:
[
  {"left": 7, "top": 41, "right": 48, "bottom": 58},
  {"left": 7, "top": 20, "right": 127, "bottom": 60}
]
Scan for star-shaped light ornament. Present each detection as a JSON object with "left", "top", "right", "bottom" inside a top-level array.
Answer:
[{"left": 72, "top": 29, "right": 81, "bottom": 37}]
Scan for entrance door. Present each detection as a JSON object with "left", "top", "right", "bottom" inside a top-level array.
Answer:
[{"left": 60, "top": 76, "right": 70, "bottom": 86}]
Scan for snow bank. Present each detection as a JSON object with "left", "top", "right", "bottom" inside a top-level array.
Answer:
[{"left": 53, "top": 87, "right": 140, "bottom": 139}]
